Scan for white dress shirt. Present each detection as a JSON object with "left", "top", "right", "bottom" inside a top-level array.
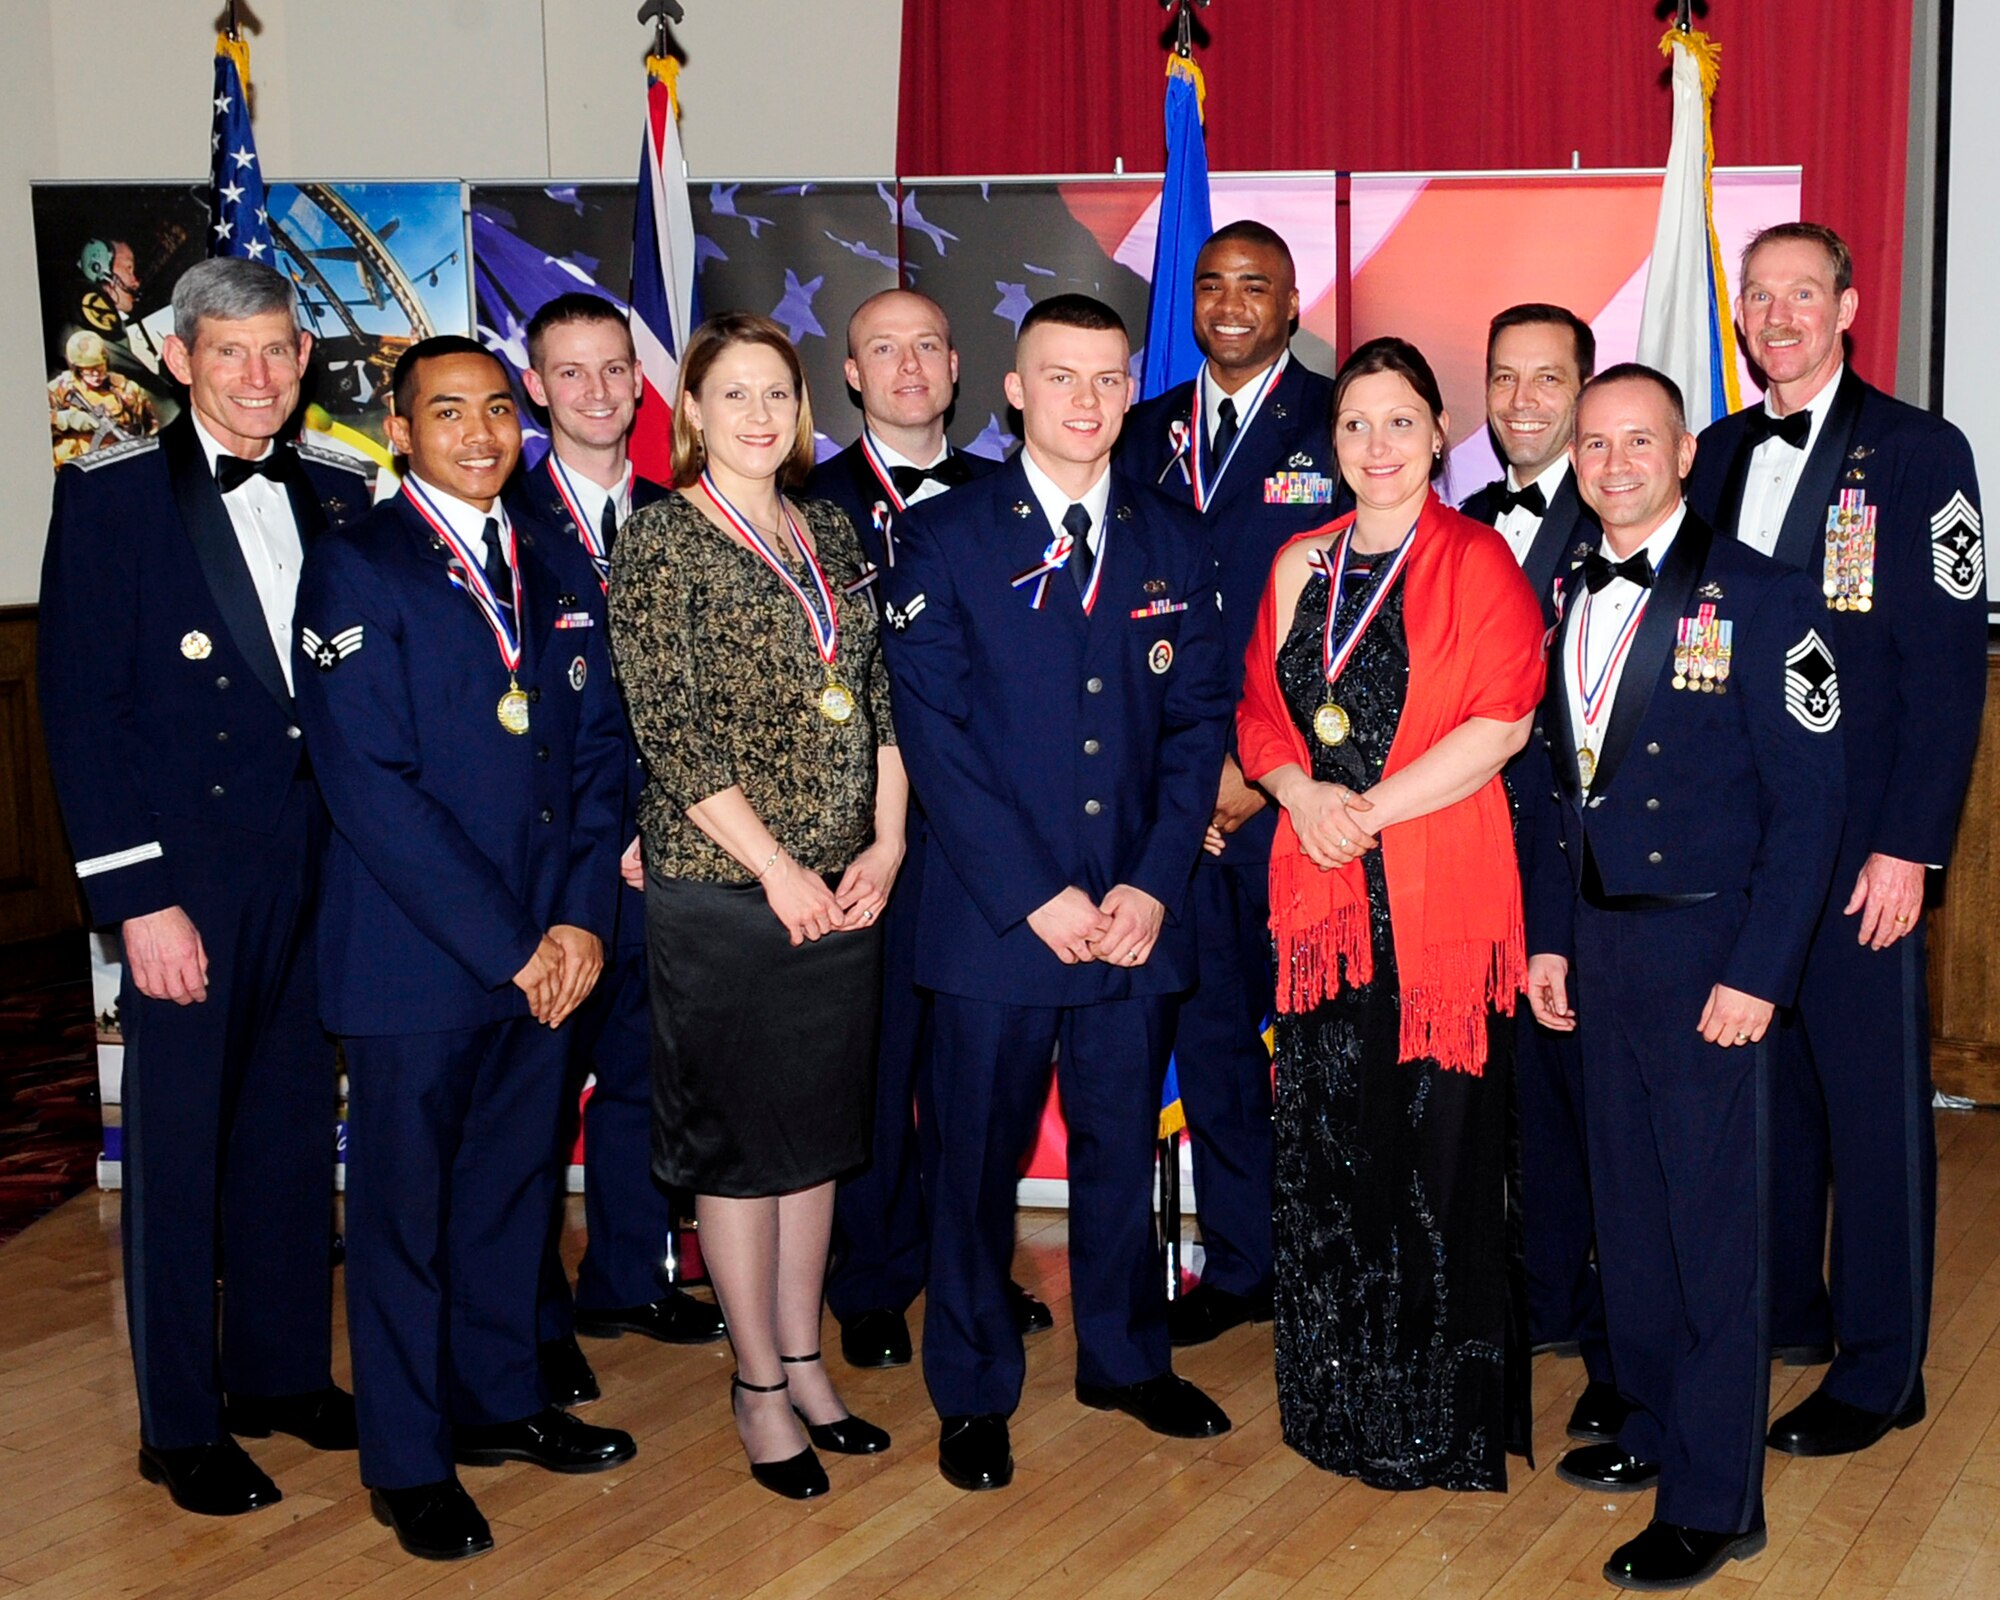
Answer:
[
  {"left": 1563, "top": 503, "right": 1687, "bottom": 783},
  {"left": 1737, "top": 366, "right": 1844, "bottom": 556},
  {"left": 1201, "top": 349, "right": 1290, "bottom": 462},
  {"left": 1494, "top": 455, "right": 1574, "bottom": 568},
  {"left": 193, "top": 414, "right": 305, "bottom": 693},
  {"left": 549, "top": 453, "right": 633, "bottom": 536},
  {"left": 868, "top": 433, "right": 955, "bottom": 507},
  {"left": 1020, "top": 448, "right": 1111, "bottom": 561},
  {"left": 407, "top": 473, "right": 516, "bottom": 597}
]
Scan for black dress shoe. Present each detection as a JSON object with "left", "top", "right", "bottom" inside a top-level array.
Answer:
[
  {"left": 539, "top": 1334, "right": 601, "bottom": 1407},
  {"left": 1565, "top": 1381, "right": 1634, "bottom": 1444},
  {"left": 778, "top": 1350, "right": 890, "bottom": 1454},
  {"left": 1766, "top": 1381, "right": 1925, "bottom": 1456},
  {"left": 454, "top": 1406, "right": 636, "bottom": 1473},
  {"left": 1771, "top": 1342, "right": 1835, "bottom": 1366},
  {"left": 137, "top": 1439, "right": 281, "bottom": 1516},
  {"left": 224, "top": 1384, "right": 358, "bottom": 1450},
  {"left": 1166, "top": 1284, "right": 1273, "bottom": 1348},
  {"left": 1010, "top": 1280, "right": 1054, "bottom": 1335},
  {"left": 1532, "top": 1339, "right": 1583, "bottom": 1359},
  {"left": 731, "top": 1376, "right": 829, "bottom": 1498},
  {"left": 574, "top": 1289, "right": 726, "bottom": 1345},
  {"left": 1555, "top": 1442, "right": 1661, "bottom": 1492},
  {"left": 840, "top": 1307, "right": 913, "bottom": 1369},
  {"left": 370, "top": 1478, "right": 493, "bottom": 1561},
  {"left": 1075, "top": 1372, "right": 1231, "bottom": 1438},
  {"left": 1604, "top": 1518, "right": 1766, "bottom": 1590},
  {"left": 939, "top": 1413, "right": 1013, "bottom": 1491}
]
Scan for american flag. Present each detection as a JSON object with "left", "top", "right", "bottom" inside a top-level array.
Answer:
[
  {"left": 207, "top": 33, "right": 276, "bottom": 262},
  {"left": 627, "top": 54, "right": 701, "bottom": 482}
]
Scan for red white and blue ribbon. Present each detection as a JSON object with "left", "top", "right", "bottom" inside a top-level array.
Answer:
[
  {"left": 1188, "top": 358, "right": 1283, "bottom": 512},
  {"left": 1573, "top": 584, "right": 1653, "bottom": 733},
  {"left": 1320, "top": 523, "right": 1416, "bottom": 693},
  {"left": 698, "top": 471, "right": 840, "bottom": 670},
  {"left": 544, "top": 453, "right": 629, "bottom": 592},
  {"left": 403, "top": 479, "right": 522, "bottom": 673},
  {"left": 859, "top": 427, "right": 910, "bottom": 515},
  {"left": 1010, "top": 515, "right": 1109, "bottom": 614}
]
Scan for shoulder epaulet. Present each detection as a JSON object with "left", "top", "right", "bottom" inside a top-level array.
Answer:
[
  {"left": 67, "top": 434, "right": 161, "bottom": 472},
  {"left": 293, "top": 435, "right": 377, "bottom": 479}
]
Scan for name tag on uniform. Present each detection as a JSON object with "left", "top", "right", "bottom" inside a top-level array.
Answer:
[
  {"left": 553, "top": 610, "right": 595, "bottom": 629},
  {"left": 1264, "top": 471, "right": 1337, "bottom": 505}
]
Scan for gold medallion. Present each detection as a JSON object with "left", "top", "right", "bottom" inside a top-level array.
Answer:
[
  {"left": 498, "top": 686, "right": 531, "bottom": 734},
  {"left": 1578, "top": 746, "right": 1597, "bottom": 788},
  {"left": 1313, "top": 702, "right": 1351, "bottom": 747},
  {"left": 818, "top": 679, "right": 857, "bottom": 724}
]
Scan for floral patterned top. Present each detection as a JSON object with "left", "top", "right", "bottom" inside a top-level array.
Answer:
[{"left": 609, "top": 491, "right": 894, "bottom": 883}]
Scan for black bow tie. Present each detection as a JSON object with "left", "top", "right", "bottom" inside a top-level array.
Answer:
[
  {"left": 889, "top": 455, "right": 972, "bottom": 497},
  {"left": 215, "top": 450, "right": 285, "bottom": 493},
  {"left": 1582, "top": 548, "right": 1656, "bottom": 593},
  {"left": 1743, "top": 408, "right": 1812, "bottom": 451},
  {"left": 1494, "top": 480, "right": 1547, "bottom": 519}
]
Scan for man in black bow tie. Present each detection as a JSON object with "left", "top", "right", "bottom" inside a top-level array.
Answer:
[{"left": 38, "top": 258, "right": 376, "bottom": 1519}]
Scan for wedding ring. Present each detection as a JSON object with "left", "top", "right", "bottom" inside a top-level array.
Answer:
[
  {"left": 1735, "top": 1031, "right": 1750, "bottom": 1043},
  {"left": 1895, "top": 913, "right": 1910, "bottom": 923},
  {"left": 1338, "top": 836, "right": 1352, "bottom": 850}
]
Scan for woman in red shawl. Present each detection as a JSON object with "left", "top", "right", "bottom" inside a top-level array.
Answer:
[{"left": 1236, "top": 337, "right": 1546, "bottom": 1490}]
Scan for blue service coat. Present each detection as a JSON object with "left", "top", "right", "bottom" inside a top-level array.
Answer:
[
  {"left": 293, "top": 493, "right": 628, "bottom": 1035},
  {"left": 880, "top": 456, "right": 1233, "bottom": 1008},
  {"left": 806, "top": 438, "right": 1002, "bottom": 596}
]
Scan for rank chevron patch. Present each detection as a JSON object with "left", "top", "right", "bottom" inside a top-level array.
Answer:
[
  {"left": 1930, "top": 491, "right": 1984, "bottom": 600},
  {"left": 883, "top": 593, "right": 926, "bottom": 632},
  {"left": 1784, "top": 629, "right": 1840, "bottom": 733},
  {"left": 299, "top": 624, "right": 364, "bottom": 671}
]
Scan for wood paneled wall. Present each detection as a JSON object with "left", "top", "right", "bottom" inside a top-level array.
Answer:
[
  {"left": 0, "top": 608, "right": 82, "bottom": 946},
  {"left": 1931, "top": 647, "right": 2000, "bottom": 1103}
]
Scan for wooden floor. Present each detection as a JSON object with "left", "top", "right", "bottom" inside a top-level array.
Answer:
[{"left": 5, "top": 1111, "right": 2000, "bottom": 1599}]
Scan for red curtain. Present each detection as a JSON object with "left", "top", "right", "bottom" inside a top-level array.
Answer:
[{"left": 899, "top": 2, "right": 1913, "bottom": 385}]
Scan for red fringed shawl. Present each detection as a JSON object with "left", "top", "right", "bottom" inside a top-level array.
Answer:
[{"left": 1237, "top": 491, "right": 1548, "bottom": 1075}]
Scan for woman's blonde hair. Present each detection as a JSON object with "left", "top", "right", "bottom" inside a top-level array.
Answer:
[{"left": 669, "top": 312, "right": 817, "bottom": 488}]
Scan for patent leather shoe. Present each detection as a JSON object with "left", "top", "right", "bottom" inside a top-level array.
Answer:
[
  {"left": 454, "top": 1406, "right": 636, "bottom": 1473},
  {"left": 1604, "top": 1518, "right": 1766, "bottom": 1590},
  {"left": 224, "top": 1384, "right": 357, "bottom": 1450},
  {"left": 574, "top": 1289, "right": 726, "bottom": 1344},
  {"left": 137, "top": 1439, "right": 281, "bottom": 1516},
  {"left": 1556, "top": 1442, "right": 1661, "bottom": 1492},
  {"left": 539, "top": 1334, "right": 601, "bottom": 1407},
  {"left": 370, "top": 1477, "right": 493, "bottom": 1561},
  {"left": 731, "top": 1375, "right": 829, "bottom": 1498},
  {"left": 1565, "top": 1380, "right": 1633, "bottom": 1444},
  {"left": 1075, "top": 1372, "right": 1230, "bottom": 1438},
  {"left": 939, "top": 1413, "right": 1013, "bottom": 1490},
  {"left": 1766, "top": 1381, "right": 1925, "bottom": 1456},
  {"left": 1011, "top": 1280, "right": 1054, "bottom": 1335},
  {"left": 839, "top": 1306, "right": 913, "bottom": 1369},
  {"left": 780, "top": 1351, "right": 890, "bottom": 1454},
  {"left": 1166, "top": 1283, "right": 1273, "bottom": 1348}
]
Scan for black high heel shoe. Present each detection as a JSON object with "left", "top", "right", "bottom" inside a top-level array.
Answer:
[
  {"left": 780, "top": 1351, "right": 892, "bottom": 1455},
  {"left": 730, "top": 1375, "right": 829, "bottom": 1499}
]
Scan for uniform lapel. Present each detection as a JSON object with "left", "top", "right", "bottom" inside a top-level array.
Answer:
[
  {"left": 1523, "top": 476, "right": 1589, "bottom": 615},
  {"left": 1772, "top": 368, "right": 1864, "bottom": 572},
  {"left": 1083, "top": 478, "right": 1140, "bottom": 662},
  {"left": 279, "top": 445, "right": 329, "bottom": 546},
  {"left": 1589, "top": 514, "right": 1712, "bottom": 795},
  {"left": 164, "top": 415, "right": 294, "bottom": 711},
  {"left": 997, "top": 456, "right": 1087, "bottom": 641}
]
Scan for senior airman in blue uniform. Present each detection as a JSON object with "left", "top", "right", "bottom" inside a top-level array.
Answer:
[
  {"left": 294, "top": 337, "right": 635, "bottom": 1562},
  {"left": 1117, "top": 222, "right": 1345, "bottom": 1344},
  {"left": 1686, "top": 223, "right": 1986, "bottom": 1460},
  {"left": 39, "top": 258, "right": 371, "bottom": 1519},
  {"left": 881, "top": 296, "right": 1235, "bottom": 1494},
  {"left": 1527, "top": 365, "right": 1844, "bottom": 1592}
]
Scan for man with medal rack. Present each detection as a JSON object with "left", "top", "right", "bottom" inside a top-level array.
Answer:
[
  {"left": 294, "top": 335, "right": 636, "bottom": 1562},
  {"left": 803, "top": 288, "right": 1052, "bottom": 1374},
  {"left": 505, "top": 292, "right": 726, "bottom": 1411},
  {"left": 1116, "top": 220, "right": 1346, "bottom": 1347},
  {"left": 879, "top": 294, "right": 1235, "bottom": 1494},
  {"left": 38, "top": 257, "right": 374, "bottom": 1520},
  {"left": 1525, "top": 364, "right": 1844, "bottom": 1592},
  {"left": 1459, "top": 303, "right": 1627, "bottom": 1451},
  {"left": 1686, "top": 223, "right": 1986, "bottom": 1460}
]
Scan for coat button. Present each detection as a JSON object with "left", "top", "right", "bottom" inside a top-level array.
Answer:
[
  {"left": 1647, "top": 850, "right": 1663, "bottom": 864},
  {"left": 1084, "top": 799, "right": 1103, "bottom": 816},
  {"left": 215, "top": 675, "right": 230, "bottom": 690},
  {"left": 536, "top": 746, "right": 550, "bottom": 763},
  {"left": 286, "top": 725, "right": 302, "bottom": 739},
  {"left": 1085, "top": 677, "right": 1104, "bottom": 695},
  {"left": 529, "top": 687, "right": 542, "bottom": 703},
  {"left": 539, "top": 807, "right": 554, "bottom": 823},
  {"left": 210, "top": 784, "right": 225, "bottom": 797},
  {"left": 1083, "top": 738, "right": 1101, "bottom": 755},
  {"left": 215, "top": 730, "right": 229, "bottom": 742},
  {"left": 1646, "top": 797, "right": 1660, "bottom": 811},
  {"left": 1645, "top": 741, "right": 1660, "bottom": 755}
]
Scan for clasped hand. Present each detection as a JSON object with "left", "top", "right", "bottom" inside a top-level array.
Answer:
[
  {"left": 1284, "top": 778, "right": 1378, "bottom": 870},
  {"left": 512, "top": 925, "right": 605, "bottom": 1027},
  {"left": 1027, "top": 884, "right": 1164, "bottom": 967},
  {"left": 762, "top": 844, "right": 903, "bottom": 947}
]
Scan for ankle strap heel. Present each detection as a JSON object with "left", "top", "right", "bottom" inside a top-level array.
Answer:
[
  {"left": 778, "top": 1351, "right": 822, "bottom": 1365},
  {"left": 731, "top": 1374, "right": 788, "bottom": 1394}
]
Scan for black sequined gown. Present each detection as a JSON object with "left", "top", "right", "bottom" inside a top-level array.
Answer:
[{"left": 1270, "top": 559, "right": 1518, "bottom": 1492}]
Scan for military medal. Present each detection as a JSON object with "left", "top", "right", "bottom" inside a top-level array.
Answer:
[
  {"left": 1572, "top": 575, "right": 1653, "bottom": 786},
  {"left": 1823, "top": 490, "right": 1877, "bottom": 613},
  {"left": 401, "top": 479, "right": 531, "bottom": 735},
  {"left": 698, "top": 471, "right": 855, "bottom": 729},
  {"left": 1315, "top": 519, "right": 1418, "bottom": 747},
  {"left": 1577, "top": 746, "right": 1597, "bottom": 787}
]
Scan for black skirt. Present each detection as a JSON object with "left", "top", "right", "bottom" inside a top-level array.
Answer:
[{"left": 645, "top": 872, "right": 881, "bottom": 1197}]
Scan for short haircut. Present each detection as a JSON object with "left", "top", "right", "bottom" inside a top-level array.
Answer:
[
  {"left": 1199, "top": 219, "right": 1295, "bottom": 277},
  {"left": 1486, "top": 302, "right": 1597, "bottom": 381},
  {"left": 390, "top": 334, "right": 507, "bottom": 419},
  {"left": 171, "top": 257, "right": 301, "bottom": 346},
  {"left": 525, "top": 292, "right": 634, "bottom": 369},
  {"left": 1741, "top": 221, "right": 1854, "bottom": 294},
  {"left": 1334, "top": 336, "right": 1450, "bottom": 482},
  {"left": 1580, "top": 362, "right": 1687, "bottom": 436},
  {"left": 1017, "top": 293, "right": 1128, "bottom": 344},
  {"left": 844, "top": 288, "right": 954, "bottom": 358},
  {"left": 670, "top": 312, "right": 817, "bottom": 489}
]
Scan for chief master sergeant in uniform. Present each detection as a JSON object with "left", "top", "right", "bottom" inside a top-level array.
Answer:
[
  {"left": 1116, "top": 220, "right": 1345, "bottom": 1345},
  {"left": 295, "top": 336, "right": 636, "bottom": 1561},
  {"left": 38, "top": 257, "right": 373, "bottom": 1518},
  {"left": 1527, "top": 364, "right": 1844, "bottom": 1592},
  {"left": 1686, "top": 222, "right": 1986, "bottom": 1459},
  {"left": 881, "top": 294, "right": 1235, "bottom": 1494}
]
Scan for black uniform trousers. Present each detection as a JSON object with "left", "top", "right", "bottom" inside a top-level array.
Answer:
[
  {"left": 1578, "top": 896, "right": 1769, "bottom": 1537},
  {"left": 1171, "top": 854, "right": 1275, "bottom": 1298},
  {"left": 1516, "top": 1009, "right": 1613, "bottom": 1382},
  {"left": 344, "top": 1018, "right": 568, "bottom": 1488},
  {"left": 921, "top": 993, "right": 1172, "bottom": 1419},
  {"left": 119, "top": 781, "right": 335, "bottom": 1450}
]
